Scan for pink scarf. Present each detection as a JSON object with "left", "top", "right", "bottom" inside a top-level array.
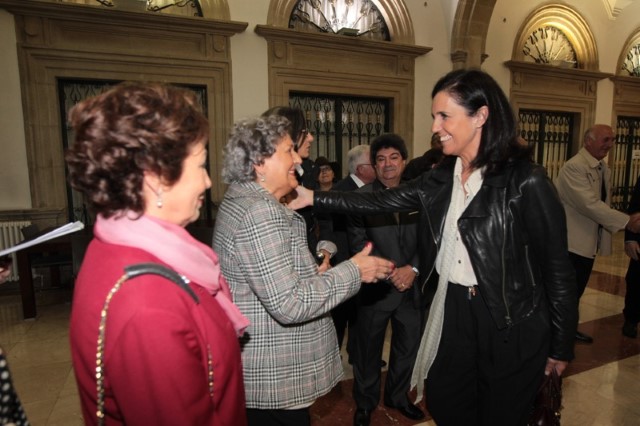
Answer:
[{"left": 94, "top": 213, "right": 249, "bottom": 336}]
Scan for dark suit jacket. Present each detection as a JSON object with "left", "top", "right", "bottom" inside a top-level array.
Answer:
[
  {"left": 626, "top": 175, "right": 640, "bottom": 243},
  {"left": 297, "top": 158, "right": 320, "bottom": 252},
  {"left": 319, "top": 175, "right": 360, "bottom": 264},
  {"left": 347, "top": 179, "right": 420, "bottom": 311},
  {"left": 402, "top": 148, "right": 443, "bottom": 180}
]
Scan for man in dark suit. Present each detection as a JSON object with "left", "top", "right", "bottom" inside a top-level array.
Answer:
[
  {"left": 325, "top": 145, "right": 376, "bottom": 357},
  {"left": 349, "top": 134, "right": 424, "bottom": 426},
  {"left": 623, "top": 175, "right": 640, "bottom": 338},
  {"left": 402, "top": 133, "right": 443, "bottom": 180}
]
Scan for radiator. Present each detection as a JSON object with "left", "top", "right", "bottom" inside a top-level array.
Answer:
[{"left": 0, "top": 220, "right": 32, "bottom": 281}]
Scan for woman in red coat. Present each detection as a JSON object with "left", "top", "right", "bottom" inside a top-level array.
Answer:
[{"left": 66, "top": 82, "right": 249, "bottom": 425}]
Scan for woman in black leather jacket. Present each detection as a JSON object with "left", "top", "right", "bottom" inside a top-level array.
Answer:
[{"left": 289, "top": 69, "right": 578, "bottom": 426}]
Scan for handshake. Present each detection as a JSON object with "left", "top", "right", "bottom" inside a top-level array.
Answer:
[{"left": 626, "top": 213, "right": 640, "bottom": 234}]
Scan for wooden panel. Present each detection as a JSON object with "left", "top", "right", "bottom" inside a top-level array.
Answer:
[
  {"left": 50, "top": 20, "right": 211, "bottom": 59},
  {"left": 0, "top": 0, "right": 247, "bottom": 215}
]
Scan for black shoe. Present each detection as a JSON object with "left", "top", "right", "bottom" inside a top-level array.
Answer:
[
  {"left": 575, "top": 331, "right": 593, "bottom": 343},
  {"left": 385, "top": 402, "right": 425, "bottom": 421},
  {"left": 622, "top": 321, "right": 638, "bottom": 338},
  {"left": 353, "top": 408, "right": 372, "bottom": 426}
]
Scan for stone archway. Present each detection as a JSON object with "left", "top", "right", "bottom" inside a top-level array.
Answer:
[{"left": 450, "top": 0, "right": 497, "bottom": 69}]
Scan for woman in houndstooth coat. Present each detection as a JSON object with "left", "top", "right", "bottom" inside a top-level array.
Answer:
[{"left": 213, "top": 115, "right": 393, "bottom": 426}]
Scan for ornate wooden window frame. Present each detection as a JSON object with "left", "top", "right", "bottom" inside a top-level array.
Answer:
[
  {"left": 0, "top": 0, "right": 245, "bottom": 221},
  {"left": 259, "top": 0, "right": 430, "bottom": 157},
  {"left": 267, "top": 0, "right": 415, "bottom": 44},
  {"left": 506, "top": 4, "right": 609, "bottom": 154},
  {"left": 611, "top": 28, "right": 640, "bottom": 162}
]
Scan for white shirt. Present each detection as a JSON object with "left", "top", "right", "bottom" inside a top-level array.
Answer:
[
  {"left": 350, "top": 173, "right": 367, "bottom": 188},
  {"left": 435, "top": 157, "right": 484, "bottom": 286}
]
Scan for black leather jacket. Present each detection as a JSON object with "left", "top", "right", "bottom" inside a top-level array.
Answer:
[{"left": 315, "top": 156, "right": 577, "bottom": 361}]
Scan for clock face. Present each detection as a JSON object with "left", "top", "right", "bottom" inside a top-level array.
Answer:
[
  {"left": 522, "top": 26, "right": 577, "bottom": 68},
  {"left": 622, "top": 44, "right": 640, "bottom": 77}
]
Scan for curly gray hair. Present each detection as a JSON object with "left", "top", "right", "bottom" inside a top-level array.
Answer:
[{"left": 222, "top": 115, "right": 291, "bottom": 183}]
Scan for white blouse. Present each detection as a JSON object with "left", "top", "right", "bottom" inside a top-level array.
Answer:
[{"left": 435, "top": 157, "right": 484, "bottom": 287}]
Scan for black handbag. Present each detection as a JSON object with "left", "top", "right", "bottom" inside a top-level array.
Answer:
[{"left": 528, "top": 368, "right": 562, "bottom": 426}]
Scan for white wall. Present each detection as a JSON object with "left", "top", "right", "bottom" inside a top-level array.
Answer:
[
  {"left": 408, "top": 0, "right": 454, "bottom": 154},
  {"left": 0, "top": 10, "right": 31, "bottom": 209},
  {"left": 228, "top": 0, "right": 271, "bottom": 120}
]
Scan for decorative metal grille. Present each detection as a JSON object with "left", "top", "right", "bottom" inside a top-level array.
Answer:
[
  {"left": 611, "top": 116, "right": 640, "bottom": 211},
  {"left": 58, "top": 79, "right": 211, "bottom": 225},
  {"left": 522, "top": 26, "right": 577, "bottom": 68},
  {"left": 518, "top": 109, "right": 574, "bottom": 181},
  {"left": 622, "top": 44, "right": 640, "bottom": 77},
  {"left": 289, "top": 93, "right": 389, "bottom": 172},
  {"left": 289, "top": 0, "right": 389, "bottom": 41}
]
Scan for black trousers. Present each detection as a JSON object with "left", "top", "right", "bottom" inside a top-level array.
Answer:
[
  {"left": 624, "top": 259, "right": 640, "bottom": 324},
  {"left": 425, "top": 283, "right": 549, "bottom": 426},
  {"left": 246, "top": 408, "right": 310, "bottom": 426},
  {"left": 331, "top": 295, "right": 357, "bottom": 359},
  {"left": 569, "top": 251, "right": 595, "bottom": 300},
  {"left": 352, "top": 294, "right": 422, "bottom": 410}
]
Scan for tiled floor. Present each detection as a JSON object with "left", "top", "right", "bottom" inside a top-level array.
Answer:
[{"left": 1, "top": 233, "right": 639, "bottom": 425}]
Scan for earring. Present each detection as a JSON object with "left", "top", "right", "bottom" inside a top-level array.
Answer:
[
  {"left": 156, "top": 190, "right": 163, "bottom": 209},
  {"left": 259, "top": 174, "right": 265, "bottom": 182}
]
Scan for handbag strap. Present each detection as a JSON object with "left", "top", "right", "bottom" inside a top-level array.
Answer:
[{"left": 96, "top": 263, "right": 199, "bottom": 425}]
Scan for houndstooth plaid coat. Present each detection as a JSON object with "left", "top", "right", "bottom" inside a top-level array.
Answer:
[{"left": 213, "top": 181, "right": 361, "bottom": 409}]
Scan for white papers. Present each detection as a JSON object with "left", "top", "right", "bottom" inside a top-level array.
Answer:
[{"left": 0, "top": 221, "right": 85, "bottom": 257}]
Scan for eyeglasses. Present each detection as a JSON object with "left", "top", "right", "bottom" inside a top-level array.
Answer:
[
  {"left": 319, "top": 166, "right": 333, "bottom": 173},
  {"left": 357, "top": 163, "right": 372, "bottom": 168},
  {"left": 300, "top": 129, "right": 309, "bottom": 137}
]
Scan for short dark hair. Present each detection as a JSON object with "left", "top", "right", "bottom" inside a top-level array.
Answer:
[
  {"left": 65, "top": 82, "right": 209, "bottom": 218},
  {"left": 432, "top": 69, "right": 530, "bottom": 175},
  {"left": 369, "top": 133, "right": 408, "bottom": 165},
  {"left": 261, "top": 106, "right": 307, "bottom": 150}
]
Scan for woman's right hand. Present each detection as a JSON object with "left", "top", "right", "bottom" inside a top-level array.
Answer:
[{"left": 350, "top": 242, "right": 394, "bottom": 283}]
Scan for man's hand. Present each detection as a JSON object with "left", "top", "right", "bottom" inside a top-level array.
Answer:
[
  {"left": 0, "top": 255, "right": 12, "bottom": 284},
  {"left": 387, "top": 265, "right": 417, "bottom": 292},
  {"left": 625, "top": 241, "right": 640, "bottom": 261},
  {"left": 626, "top": 212, "right": 640, "bottom": 233}
]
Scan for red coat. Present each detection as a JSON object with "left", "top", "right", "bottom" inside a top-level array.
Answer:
[{"left": 70, "top": 238, "right": 246, "bottom": 425}]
